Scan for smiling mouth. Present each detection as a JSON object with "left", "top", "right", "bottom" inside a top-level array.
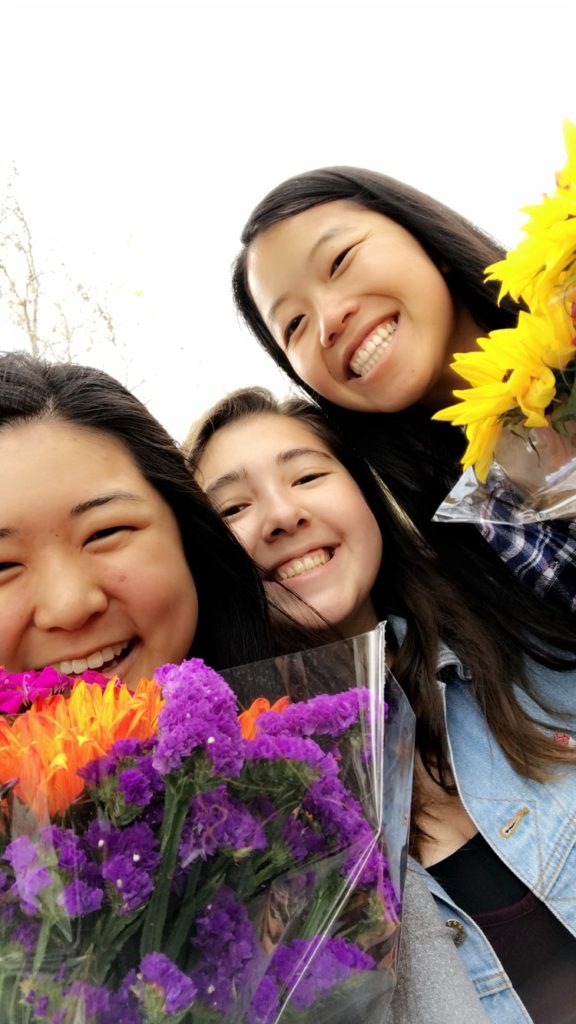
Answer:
[
  {"left": 348, "top": 318, "right": 398, "bottom": 379},
  {"left": 44, "top": 639, "right": 136, "bottom": 677},
  {"left": 275, "top": 548, "right": 333, "bottom": 582}
]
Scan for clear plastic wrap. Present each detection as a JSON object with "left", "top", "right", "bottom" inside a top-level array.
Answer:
[
  {"left": 433, "top": 424, "right": 576, "bottom": 525},
  {"left": 0, "top": 623, "right": 415, "bottom": 1023},
  {"left": 433, "top": 119, "right": 576, "bottom": 530}
]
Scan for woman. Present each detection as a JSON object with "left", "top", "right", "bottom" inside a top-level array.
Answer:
[
  {"left": 188, "top": 387, "right": 576, "bottom": 1024},
  {"left": 231, "top": 168, "right": 576, "bottom": 613},
  {"left": 0, "top": 351, "right": 313, "bottom": 682}
]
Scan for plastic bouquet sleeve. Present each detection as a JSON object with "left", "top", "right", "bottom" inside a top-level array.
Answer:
[
  {"left": 432, "top": 118, "right": 576, "bottom": 527},
  {"left": 0, "top": 622, "right": 415, "bottom": 1024}
]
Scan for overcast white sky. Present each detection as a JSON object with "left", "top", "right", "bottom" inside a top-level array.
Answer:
[{"left": 1, "top": 0, "right": 575, "bottom": 440}]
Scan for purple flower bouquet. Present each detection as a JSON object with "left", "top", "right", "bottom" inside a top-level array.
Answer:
[{"left": 0, "top": 623, "right": 415, "bottom": 1023}]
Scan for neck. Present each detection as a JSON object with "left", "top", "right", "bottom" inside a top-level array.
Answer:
[{"left": 423, "top": 307, "right": 484, "bottom": 412}]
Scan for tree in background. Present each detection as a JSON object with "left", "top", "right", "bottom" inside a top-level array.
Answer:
[{"left": 0, "top": 167, "right": 119, "bottom": 363}]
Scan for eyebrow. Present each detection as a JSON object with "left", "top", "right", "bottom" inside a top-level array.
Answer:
[
  {"left": 70, "top": 491, "right": 146, "bottom": 517},
  {"left": 267, "top": 225, "right": 350, "bottom": 327},
  {"left": 205, "top": 447, "right": 334, "bottom": 498},
  {"left": 0, "top": 491, "right": 145, "bottom": 538}
]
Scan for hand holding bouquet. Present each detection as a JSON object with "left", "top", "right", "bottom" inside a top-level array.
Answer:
[
  {"left": 434, "top": 120, "right": 576, "bottom": 524},
  {"left": 0, "top": 626, "right": 413, "bottom": 1024}
]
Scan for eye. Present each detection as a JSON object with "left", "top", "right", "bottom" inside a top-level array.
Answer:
[
  {"left": 0, "top": 561, "right": 21, "bottom": 573},
  {"left": 219, "top": 502, "right": 250, "bottom": 519},
  {"left": 294, "top": 472, "right": 329, "bottom": 486},
  {"left": 284, "top": 315, "right": 304, "bottom": 346},
  {"left": 86, "top": 525, "right": 133, "bottom": 544},
  {"left": 330, "top": 247, "right": 352, "bottom": 276}
]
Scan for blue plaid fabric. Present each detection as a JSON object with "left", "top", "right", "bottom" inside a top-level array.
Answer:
[{"left": 477, "top": 494, "right": 576, "bottom": 612}]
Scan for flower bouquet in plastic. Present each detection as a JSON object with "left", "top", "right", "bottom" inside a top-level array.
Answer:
[
  {"left": 433, "top": 119, "right": 576, "bottom": 526},
  {"left": 0, "top": 622, "right": 414, "bottom": 1024}
]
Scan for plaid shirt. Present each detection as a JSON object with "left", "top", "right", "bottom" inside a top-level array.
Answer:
[{"left": 478, "top": 493, "right": 576, "bottom": 613}]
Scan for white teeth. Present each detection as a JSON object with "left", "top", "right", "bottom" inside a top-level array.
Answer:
[
  {"left": 349, "top": 320, "right": 398, "bottom": 377},
  {"left": 50, "top": 642, "right": 130, "bottom": 676},
  {"left": 277, "top": 549, "right": 331, "bottom": 581}
]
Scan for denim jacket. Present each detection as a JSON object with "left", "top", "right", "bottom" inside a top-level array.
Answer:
[{"left": 389, "top": 617, "right": 576, "bottom": 1023}]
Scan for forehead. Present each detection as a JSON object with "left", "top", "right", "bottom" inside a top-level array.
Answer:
[
  {"left": 0, "top": 418, "right": 143, "bottom": 485},
  {"left": 248, "top": 200, "right": 370, "bottom": 269},
  {"left": 197, "top": 414, "right": 332, "bottom": 476},
  {"left": 246, "top": 200, "right": 394, "bottom": 318}
]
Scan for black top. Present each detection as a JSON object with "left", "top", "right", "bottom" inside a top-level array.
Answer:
[{"left": 428, "top": 832, "right": 576, "bottom": 1023}]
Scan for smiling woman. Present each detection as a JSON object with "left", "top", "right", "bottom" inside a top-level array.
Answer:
[
  {"left": 191, "top": 396, "right": 382, "bottom": 638},
  {"left": 0, "top": 352, "right": 295, "bottom": 682},
  {"left": 232, "top": 166, "right": 576, "bottom": 618},
  {"left": 187, "top": 386, "right": 576, "bottom": 1024}
]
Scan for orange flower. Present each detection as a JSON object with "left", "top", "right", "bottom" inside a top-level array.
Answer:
[
  {"left": 0, "top": 677, "right": 163, "bottom": 818},
  {"left": 238, "top": 696, "right": 290, "bottom": 740}
]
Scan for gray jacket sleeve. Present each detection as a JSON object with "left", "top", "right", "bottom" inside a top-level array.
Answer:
[{"left": 386, "top": 863, "right": 491, "bottom": 1024}]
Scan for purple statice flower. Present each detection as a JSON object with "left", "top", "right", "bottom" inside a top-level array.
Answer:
[
  {"left": 280, "top": 815, "right": 326, "bottom": 863},
  {"left": 41, "top": 826, "right": 88, "bottom": 874},
  {"left": 343, "top": 836, "right": 390, "bottom": 889},
  {"left": 80, "top": 739, "right": 163, "bottom": 808},
  {"left": 257, "top": 689, "right": 371, "bottom": 739},
  {"left": 4, "top": 833, "right": 39, "bottom": 872},
  {"left": 180, "top": 784, "right": 267, "bottom": 867},
  {"left": 301, "top": 774, "right": 390, "bottom": 886},
  {"left": 101, "top": 852, "right": 156, "bottom": 913},
  {"left": 13, "top": 919, "right": 41, "bottom": 952},
  {"left": 247, "top": 976, "right": 281, "bottom": 1024},
  {"left": 192, "top": 886, "right": 260, "bottom": 1014},
  {"left": 84, "top": 818, "right": 115, "bottom": 852},
  {"left": 153, "top": 659, "right": 244, "bottom": 778},
  {"left": 243, "top": 734, "right": 338, "bottom": 777},
  {"left": 117, "top": 766, "right": 155, "bottom": 807},
  {"left": 78, "top": 752, "right": 117, "bottom": 786},
  {"left": 87, "top": 820, "right": 158, "bottom": 863},
  {"left": 0, "top": 903, "right": 16, "bottom": 926},
  {"left": 140, "top": 953, "right": 197, "bottom": 1015},
  {"left": 4, "top": 835, "right": 52, "bottom": 914},
  {"left": 58, "top": 878, "right": 104, "bottom": 916},
  {"left": 89, "top": 821, "right": 159, "bottom": 913},
  {"left": 65, "top": 981, "right": 114, "bottom": 1019},
  {"left": 303, "top": 775, "right": 365, "bottom": 845},
  {"left": 271, "top": 935, "right": 375, "bottom": 1010},
  {"left": 113, "top": 970, "right": 142, "bottom": 1024}
]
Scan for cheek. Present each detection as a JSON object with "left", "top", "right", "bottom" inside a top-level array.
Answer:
[
  {"left": 356, "top": 512, "right": 383, "bottom": 586},
  {"left": 226, "top": 520, "right": 254, "bottom": 556}
]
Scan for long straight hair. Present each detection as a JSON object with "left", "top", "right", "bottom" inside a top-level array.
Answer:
[
  {"left": 230, "top": 167, "right": 576, "bottom": 623},
  {"left": 187, "top": 388, "right": 576, "bottom": 809},
  {"left": 0, "top": 352, "right": 316, "bottom": 670}
]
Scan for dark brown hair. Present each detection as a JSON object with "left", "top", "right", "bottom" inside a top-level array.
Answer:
[
  {"left": 188, "top": 386, "right": 576, "bottom": 809},
  {"left": 0, "top": 352, "right": 283, "bottom": 671}
]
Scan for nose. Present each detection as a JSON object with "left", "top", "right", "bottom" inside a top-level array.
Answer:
[
  {"left": 318, "top": 293, "right": 358, "bottom": 349},
  {"left": 33, "top": 559, "right": 108, "bottom": 632},
  {"left": 261, "top": 494, "right": 308, "bottom": 543}
]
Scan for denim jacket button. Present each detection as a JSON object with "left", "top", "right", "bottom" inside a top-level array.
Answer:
[{"left": 445, "top": 919, "right": 466, "bottom": 947}]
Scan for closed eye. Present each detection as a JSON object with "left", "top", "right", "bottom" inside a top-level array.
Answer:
[
  {"left": 330, "top": 247, "right": 352, "bottom": 276},
  {"left": 86, "top": 526, "right": 134, "bottom": 544},
  {"left": 0, "top": 561, "right": 21, "bottom": 573},
  {"left": 220, "top": 502, "right": 250, "bottom": 519},
  {"left": 294, "top": 472, "right": 329, "bottom": 486},
  {"left": 284, "top": 315, "right": 304, "bottom": 346}
]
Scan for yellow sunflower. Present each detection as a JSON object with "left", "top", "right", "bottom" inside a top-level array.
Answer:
[{"left": 434, "top": 119, "right": 576, "bottom": 481}]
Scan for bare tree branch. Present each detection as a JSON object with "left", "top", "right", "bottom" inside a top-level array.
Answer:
[{"left": 0, "top": 168, "right": 121, "bottom": 366}]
